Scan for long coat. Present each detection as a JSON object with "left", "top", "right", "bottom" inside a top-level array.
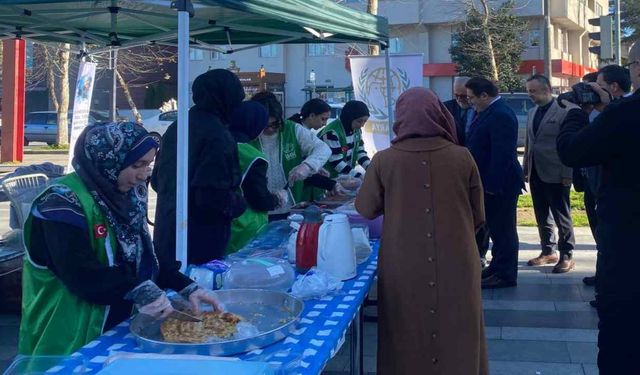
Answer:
[{"left": 355, "top": 137, "right": 488, "bottom": 375}]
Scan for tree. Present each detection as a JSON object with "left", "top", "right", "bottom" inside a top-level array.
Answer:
[
  {"left": 621, "top": 0, "right": 640, "bottom": 43},
  {"left": 450, "top": 0, "right": 528, "bottom": 91}
]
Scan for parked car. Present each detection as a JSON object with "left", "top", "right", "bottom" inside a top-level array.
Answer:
[
  {"left": 142, "top": 110, "right": 177, "bottom": 144},
  {"left": 21, "top": 110, "right": 109, "bottom": 145},
  {"left": 500, "top": 93, "right": 534, "bottom": 147}
]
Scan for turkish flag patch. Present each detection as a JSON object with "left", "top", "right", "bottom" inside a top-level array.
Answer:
[
  {"left": 94, "top": 224, "right": 107, "bottom": 239},
  {"left": 341, "top": 146, "right": 349, "bottom": 153}
]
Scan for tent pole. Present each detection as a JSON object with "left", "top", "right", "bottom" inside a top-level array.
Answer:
[
  {"left": 384, "top": 45, "right": 394, "bottom": 143},
  {"left": 176, "top": 1, "right": 190, "bottom": 272}
]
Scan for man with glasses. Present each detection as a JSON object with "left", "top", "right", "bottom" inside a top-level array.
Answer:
[
  {"left": 444, "top": 76, "right": 475, "bottom": 146},
  {"left": 444, "top": 76, "right": 490, "bottom": 268},
  {"left": 557, "top": 43, "right": 640, "bottom": 374}
]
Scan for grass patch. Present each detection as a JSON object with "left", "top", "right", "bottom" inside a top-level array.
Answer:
[
  {"left": 517, "top": 191, "right": 588, "bottom": 227},
  {"left": 28, "top": 144, "right": 70, "bottom": 151}
]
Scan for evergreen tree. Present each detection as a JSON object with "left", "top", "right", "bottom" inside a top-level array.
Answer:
[{"left": 450, "top": 0, "right": 528, "bottom": 92}]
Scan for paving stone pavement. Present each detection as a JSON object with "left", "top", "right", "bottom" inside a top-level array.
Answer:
[{"left": 0, "top": 170, "right": 600, "bottom": 374}]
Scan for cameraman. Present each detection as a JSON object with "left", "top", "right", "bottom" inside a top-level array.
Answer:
[
  {"left": 556, "top": 43, "right": 640, "bottom": 374},
  {"left": 582, "top": 64, "right": 633, "bottom": 291}
]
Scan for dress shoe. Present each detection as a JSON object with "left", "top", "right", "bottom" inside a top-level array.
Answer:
[
  {"left": 583, "top": 276, "right": 596, "bottom": 286},
  {"left": 481, "top": 267, "right": 494, "bottom": 280},
  {"left": 552, "top": 255, "right": 575, "bottom": 273},
  {"left": 527, "top": 252, "right": 559, "bottom": 266},
  {"left": 589, "top": 300, "right": 598, "bottom": 308},
  {"left": 481, "top": 274, "right": 517, "bottom": 289}
]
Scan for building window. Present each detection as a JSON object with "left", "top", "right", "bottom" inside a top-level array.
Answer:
[
  {"left": 595, "top": 3, "right": 603, "bottom": 16},
  {"left": 563, "top": 32, "right": 569, "bottom": 53},
  {"left": 528, "top": 30, "right": 541, "bottom": 47},
  {"left": 554, "top": 28, "right": 560, "bottom": 50},
  {"left": 308, "top": 43, "right": 335, "bottom": 56},
  {"left": 259, "top": 45, "right": 278, "bottom": 58},
  {"left": 189, "top": 48, "right": 204, "bottom": 61},
  {"left": 389, "top": 38, "right": 403, "bottom": 53}
]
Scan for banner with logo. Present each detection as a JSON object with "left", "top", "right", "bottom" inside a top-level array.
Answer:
[
  {"left": 67, "top": 61, "right": 97, "bottom": 171},
  {"left": 349, "top": 54, "right": 423, "bottom": 155}
]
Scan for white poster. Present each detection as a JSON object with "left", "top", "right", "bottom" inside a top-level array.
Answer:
[
  {"left": 349, "top": 54, "right": 423, "bottom": 155},
  {"left": 67, "top": 61, "right": 97, "bottom": 171}
]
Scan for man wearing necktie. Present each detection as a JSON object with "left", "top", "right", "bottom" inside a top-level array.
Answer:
[{"left": 444, "top": 77, "right": 489, "bottom": 267}]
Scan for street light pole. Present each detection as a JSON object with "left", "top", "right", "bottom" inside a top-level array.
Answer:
[
  {"left": 543, "top": 0, "right": 552, "bottom": 79},
  {"left": 614, "top": 0, "right": 622, "bottom": 65}
]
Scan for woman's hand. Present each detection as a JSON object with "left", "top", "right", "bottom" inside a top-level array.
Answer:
[
  {"left": 188, "top": 288, "right": 223, "bottom": 315},
  {"left": 138, "top": 292, "right": 174, "bottom": 319},
  {"left": 288, "top": 163, "right": 313, "bottom": 184}
]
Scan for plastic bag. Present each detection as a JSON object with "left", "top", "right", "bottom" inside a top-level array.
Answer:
[
  {"left": 290, "top": 268, "right": 342, "bottom": 300},
  {"left": 352, "top": 227, "right": 372, "bottom": 264},
  {"left": 224, "top": 257, "right": 295, "bottom": 292}
]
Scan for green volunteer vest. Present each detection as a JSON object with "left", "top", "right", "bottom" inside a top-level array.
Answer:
[
  {"left": 226, "top": 143, "right": 269, "bottom": 254},
  {"left": 19, "top": 173, "right": 117, "bottom": 355},
  {"left": 251, "top": 119, "right": 312, "bottom": 203},
  {"left": 317, "top": 119, "right": 362, "bottom": 179}
]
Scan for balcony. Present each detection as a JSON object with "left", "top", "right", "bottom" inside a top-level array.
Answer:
[{"left": 551, "top": 0, "right": 588, "bottom": 30}]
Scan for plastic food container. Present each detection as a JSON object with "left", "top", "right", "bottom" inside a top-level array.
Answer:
[
  {"left": 223, "top": 257, "right": 295, "bottom": 292},
  {"left": 4, "top": 355, "right": 87, "bottom": 374}
]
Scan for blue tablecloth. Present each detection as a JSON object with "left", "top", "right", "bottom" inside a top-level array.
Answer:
[{"left": 51, "top": 239, "right": 379, "bottom": 375}]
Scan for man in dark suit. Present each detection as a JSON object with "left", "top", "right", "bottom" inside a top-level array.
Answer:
[
  {"left": 465, "top": 77, "right": 524, "bottom": 289},
  {"left": 444, "top": 77, "right": 490, "bottom": 267},
  {"left": 523, "top": 75, "right": 575, "bottom": 273},
  {"left": 443, "top": 76, "right": 474, "bottom": 146},
  {"left": 556, "top": 42, "right": 640, "bottom": 374}
]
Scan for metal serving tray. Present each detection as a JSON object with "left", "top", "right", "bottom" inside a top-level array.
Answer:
[{"left": 130, "top": 289, "right": 303, "bottom": 356}]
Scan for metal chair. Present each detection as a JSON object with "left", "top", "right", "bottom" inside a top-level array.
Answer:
[{"left": 1, "top": 173, "right": 49, "bottom": 229}]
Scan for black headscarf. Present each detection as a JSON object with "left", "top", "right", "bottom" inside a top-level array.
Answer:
[
  {"left": 72, "top": 122, "right": 159, "bottom": 281},
  {"left": 339, "top": 100, "right": 370, "bottom": 134},
  {"left": 229, "top": 101, "right": 269, "bottom": 143},
  {"left": 192, "top": 69, "right": 245, "bottom": 124}
]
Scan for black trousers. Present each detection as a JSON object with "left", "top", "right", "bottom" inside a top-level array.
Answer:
[
  {"left": 530, "top": 167, "right": 575, "bottom": 257},
  {"left": 485, "top": 193, "right": 520, "bottom": 282},
  {"left": 477, "top": 224, "right": 490, "bottom": 259},
  {"left": 597, "top": 298, "right": 640, "bottom": 374},
  {"left": 584, "top": 185, "right": 598, "bottom": 241}
]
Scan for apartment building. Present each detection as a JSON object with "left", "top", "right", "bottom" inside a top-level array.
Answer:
[{"left": 189, "top": 0, "right": 608, "bottom": 114}]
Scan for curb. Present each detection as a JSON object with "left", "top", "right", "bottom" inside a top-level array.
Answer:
[{"left": 24, "top": 150, "right": 69, "bottom": 155}]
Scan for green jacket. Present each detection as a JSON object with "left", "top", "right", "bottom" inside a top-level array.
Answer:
[
  {"left": 317, "top": 119, "right": 362, "bottom": 178},
  {"left": 226, "top": 143, "right": 269, "bottom": 253},
  {"left": 19, "top": 173, "right": 117, "bottom": 355},
  {"left": 252, "top": 119, "right": 313, "bottom": 203}
]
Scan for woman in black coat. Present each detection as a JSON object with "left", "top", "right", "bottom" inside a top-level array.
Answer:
[{"left": 151, "top": 69, "right": 246, "bottom": 265}]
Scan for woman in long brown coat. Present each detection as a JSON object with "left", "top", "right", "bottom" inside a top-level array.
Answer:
[{"left": 355, "top": 87, "right": 488, "bottom": 375}]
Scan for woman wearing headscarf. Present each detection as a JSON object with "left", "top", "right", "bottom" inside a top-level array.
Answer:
[
  {"left": 19, "top": 123, "right": 219, "bottom": 356},
  {"left": 318, "top": 100, "right": 371, "bottom": 178},
  {"left": 226, "top": 101, "right": 288, "bottom": 253},
  {"left": 250, "top": 91, "right": 331, "bottom": 207},
  {"left": 152, "top": 69, "right": 246, "bottom": 265},
  {"left": 355, "top": 88, "right": 488, "bottom": 375}
]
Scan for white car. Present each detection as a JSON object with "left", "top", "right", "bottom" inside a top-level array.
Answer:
[{"left": 142, "top": 110, "right": 177, "bottom": 143}]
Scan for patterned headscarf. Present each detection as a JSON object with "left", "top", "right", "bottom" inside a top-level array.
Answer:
[{"left": 72, "top": 122, "right": 159, "bottom": 281}]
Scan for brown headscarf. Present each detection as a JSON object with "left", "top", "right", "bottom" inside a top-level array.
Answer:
[{"left": 392, "top": 87, "right": 459, "bottom": 145}]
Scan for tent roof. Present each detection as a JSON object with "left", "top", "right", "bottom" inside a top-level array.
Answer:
[{"left": 0, "top": 0, "right": 388, "bottom": 53}]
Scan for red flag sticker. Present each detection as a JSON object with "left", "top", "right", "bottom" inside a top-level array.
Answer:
[{"left": 94, "top": 224, "right": 107, "bottom": 239}]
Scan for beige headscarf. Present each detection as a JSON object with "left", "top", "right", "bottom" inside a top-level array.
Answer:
[{"left": 392, "top": 87, "right": 459, "bottom": 145}]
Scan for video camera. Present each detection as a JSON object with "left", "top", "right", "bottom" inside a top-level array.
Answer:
[{"left": 557, "top": 82, "right": 604, "bottom": 107}]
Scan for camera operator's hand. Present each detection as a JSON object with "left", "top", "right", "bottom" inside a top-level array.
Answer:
[
  {"left": 561, "top": 99, "right": 581, "bottom": 112},
  {"left": 585, "top": 82, "right": 611, "bottom": 112}
]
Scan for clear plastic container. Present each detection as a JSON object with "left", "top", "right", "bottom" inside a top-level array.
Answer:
[
  {"left": 223, "top": 257, "right": 295, "bottom": 292},
  {"left": 3, "top": 355, "right": 87, "bottom": 374}
]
